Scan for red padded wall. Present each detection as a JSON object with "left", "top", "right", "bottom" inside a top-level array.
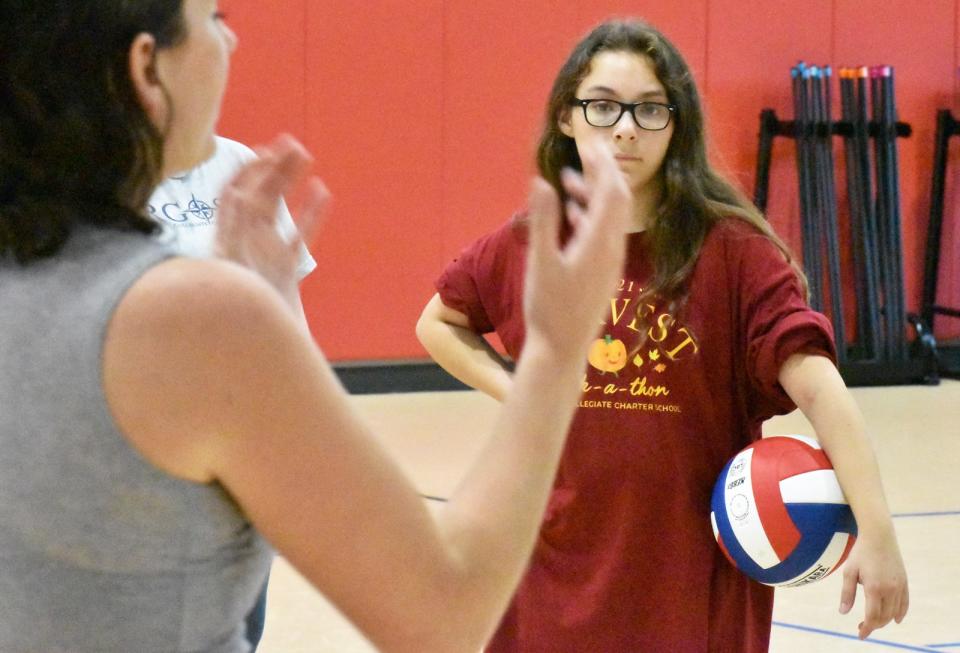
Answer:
[
  {"left": 298, "top": 1, "right": 447, "bottom": 360},
  {"left": 219, "top": 0, "right": 307, "bottom": 141},
  {"left": 706, "top": 0, "right": 833, "bottom": 264},
  {"left": 217, "top": 1, "right": 960, "bottom": 360}
]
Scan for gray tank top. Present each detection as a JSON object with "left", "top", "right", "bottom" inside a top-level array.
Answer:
[{"left": 0, "top": 226, "right": 273, "bottom": 652}]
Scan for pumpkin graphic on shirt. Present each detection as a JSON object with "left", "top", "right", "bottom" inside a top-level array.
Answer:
[{"left": 587, "top": 335, "right": 628, "bottom": 374}]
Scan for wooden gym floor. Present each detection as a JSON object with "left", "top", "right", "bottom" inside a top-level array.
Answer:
[{"left": 257, "top": 380, "right": 960, "bottom": 652}]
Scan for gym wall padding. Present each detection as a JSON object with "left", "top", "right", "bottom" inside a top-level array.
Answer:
[{"left": 218, "top": 0, "right": 960, "bottom": 361}]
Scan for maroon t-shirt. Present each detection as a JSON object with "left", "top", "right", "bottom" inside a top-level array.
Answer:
[{"left": 436, "top": 215, "right": 836, "bottom": 653}]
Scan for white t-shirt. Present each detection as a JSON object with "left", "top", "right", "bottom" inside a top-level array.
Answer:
[{"left": 147, "top": 136, "right": 317, "bottom": 281}]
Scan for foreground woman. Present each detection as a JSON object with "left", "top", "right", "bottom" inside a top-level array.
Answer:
[{"left": 0, "top": 2, "right": 631, "bottom": 651}]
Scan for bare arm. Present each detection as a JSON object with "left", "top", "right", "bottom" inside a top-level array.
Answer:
[
  {"left": 104, "top": 142, "right": 631, "bottom": 652},
  {"left": 416, "top": 293, "right": 513, "bottom": 401},
  {"left": 779, "top": 353, "right": 909, "bottom": 640}
]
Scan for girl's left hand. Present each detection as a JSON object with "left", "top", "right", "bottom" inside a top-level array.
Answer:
[
  {"left": 215, "top": 134, "right": 328, "bottom": 296},
  {"left": 839, "top": 530, "right": 909, "bottom": 639}
]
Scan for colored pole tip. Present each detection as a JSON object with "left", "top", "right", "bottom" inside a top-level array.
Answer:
[
  {"left": 869, "top": 66, "right": 883, "bottom": 78},
  {"left": 791, "top": 67, "right": 800, "bottom": 78},
  {"left": 858, "top": 66, "right": 869, "bottom": 77},
  {"left": 824, "top": 65, "right": 832, "bottom": 76},
  {"left": 810, "top": 65, "right": 820, "bottom": 75},
  {"left": 881, "top": 65, "right": 893, "bottom": 77}
]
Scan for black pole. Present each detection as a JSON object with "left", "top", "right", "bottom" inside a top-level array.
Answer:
[
  {"left": 882, "top": 67, "right": 907, "bottom": 360},
  {"left": 807, "top": 66, "right": 825, "bottom": 313},
  {"left": 793, "top": 64, "right": 822, "bottom": 310},
  {"left": 839, "top": 68, "right": 876, "bottom": 360},
  {"left": 870, "top": 66, "right": 894, "bottom": 359},
  {"left": 754, "top": 109, "right": 779, "bottom": 213},
  {"left": 817, "top": 66, "right": 847, "bottom": 362},
  {"left": 922, "top": 109, "right": 960, "bottom": 332},
  {"left": 855, "top": 67, "right": 882, "bottom": 359}
]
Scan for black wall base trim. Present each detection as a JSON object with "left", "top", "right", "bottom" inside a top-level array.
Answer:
[
  {"left": 333, "top": 359, "right": 470, "bottom": 394},
  {"left": 335, "top": 352, "right": 953, "bottom": 395},
  {"left": 838, "top": 358, "right": 939, "bottom": 387},
  {"left": 937, "top": 343, "right": 960, "bottom": 379}
]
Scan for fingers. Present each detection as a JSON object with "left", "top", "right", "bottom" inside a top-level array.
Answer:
[
  {"left": 561, "top": 167, "right": 590, "bottom": 203},
  {"left": 223, "top": 149, "right": 270, "bottom": 192},
  {"left": 253, "top": 134, "right": 313, "bottom": 200},
  {"left": 549, "top": 141, "right": 630, "bottom": 273},
  {"left": 894, "top": 582, "right": 909, "bottom": 623},
  {"left": 224, "top": 135, "right": 313, "bottom": 224},
  {"left": 565, "top": 199, "right": 586, "bottom": 231},
  {"left": 293, "top": 177, "right": 331, "bottom": 253},
  {"left": 578, "top": 140, "right": 631, "bottom": 236},
  {"left": 216, "top": 135, "right": 323, "bottom": 261},
  {"left": 220, "top": 156, "right": 277, "bottom": 233},
  {"left": 857, "top": 580, "right": 908, "bottom": 639},
  {"left": 559, "top": 168, "right": 588, "bottom": 231},
  {"left": 839, "top": 567, "right": 857, "bottom": 615},
  {"left": 858, "top": 588, "right": 883, "bottom": 639},
  {"left": 837, "top": 535, "right": 910, "bottom": 639},
  {"left": 526, "top": 177, "right": 562, "bottom": 266},
  {"left": 579, "top": 139, "right": 623, "bottom": 191},
  {"left": 858, "top": 593, "right": 894, "bottom": 640}
]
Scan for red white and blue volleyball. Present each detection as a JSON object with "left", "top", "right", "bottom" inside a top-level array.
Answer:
[{"left": 710, "top": 435, "right": 857, "bottom": 587}]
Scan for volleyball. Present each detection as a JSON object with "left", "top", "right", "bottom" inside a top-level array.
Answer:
[{"left": 709, "top": 435, "right": 857, "bottom": 587}]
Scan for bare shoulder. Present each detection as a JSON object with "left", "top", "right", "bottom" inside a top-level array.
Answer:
[
  {"left": 103, "top": 257, "right": 301, "bottom": 482},
  {"left": 113, "top": 256, "right": 286, "bottom": 332}
]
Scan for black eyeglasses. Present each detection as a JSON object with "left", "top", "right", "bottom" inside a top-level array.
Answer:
[{"left": 572, "top": 98, "right": 676, "bottom": 131}]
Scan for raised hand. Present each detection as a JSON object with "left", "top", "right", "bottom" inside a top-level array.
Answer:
[
  {"left": 522, "top": 140, "right": 631, "bottom": 357},
  {"left": 215, "top": 134, "right": 329, "bottom": 297}
]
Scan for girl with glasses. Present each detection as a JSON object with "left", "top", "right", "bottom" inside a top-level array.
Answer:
[
  {"left": 417, "top": 18, "right": 908, "bottom": 652},
  {"left": 0, "top": 2, "right": 634, "bottom": 651}
]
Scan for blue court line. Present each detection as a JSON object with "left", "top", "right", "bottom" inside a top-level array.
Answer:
[
  {"left": 422, "top": 503, "right": 960, "bottom": 513},
  {"left": 891, "top": 510, "right": 960, "bottom": 519},
  {"left": 926, "top": 644, "right": 960, "bottom": 649},
  {"left": 772, "top": 622, "right": 939, "bottom": 651}
]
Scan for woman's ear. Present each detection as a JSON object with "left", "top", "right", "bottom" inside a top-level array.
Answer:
[
  {"left": 128, "top": 32, "right": 167, "bottom": 131},
  {"left": 558, "top": 108, "right": 575, "bottom": 138}
]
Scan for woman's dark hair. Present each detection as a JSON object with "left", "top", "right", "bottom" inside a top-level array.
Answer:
[
  {"left": 536, "top": 18, "right": 807, "bottom": 308},
  {"left": 0, "top": 1, "right": 186, "bottom": 263}
]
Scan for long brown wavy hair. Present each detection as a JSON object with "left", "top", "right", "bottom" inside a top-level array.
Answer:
[
  {"left": 0, "top": 1, "right": 186, "bottom": 263},
  {"left": 536, "top": 19, "right": 807, "bottom": 311}
]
